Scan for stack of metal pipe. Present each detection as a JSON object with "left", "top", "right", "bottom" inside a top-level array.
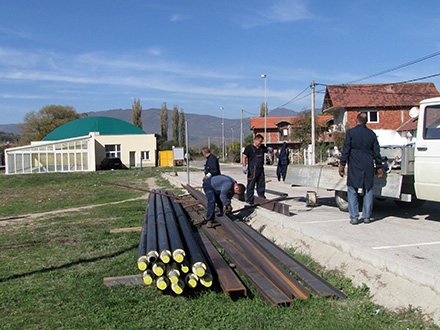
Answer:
[{"left": 137, "top": 189, "right": 213, "bottom": 294}]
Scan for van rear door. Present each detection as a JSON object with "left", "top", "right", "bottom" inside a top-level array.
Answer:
[{"left": 414, "top": 98, "right": 440, "bottom": 202}]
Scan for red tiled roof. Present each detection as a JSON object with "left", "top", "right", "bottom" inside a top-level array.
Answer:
[
  {"left": 250, "top": 115, "right": 332, "bottom": 129},
  {"left": 323, "top": 82, "right": 439, "bottom": 111}
]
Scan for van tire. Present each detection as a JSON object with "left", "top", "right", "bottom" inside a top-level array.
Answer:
[{"left": 335, "top": 191, "right": 348, "bottom": 212}]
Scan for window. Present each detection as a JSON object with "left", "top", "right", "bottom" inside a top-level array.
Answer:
[
  {"left": 424, "top": 105, "right": 440, "bottom": 139},
  {"left": 283, "top": 129, "right": 288, "bottom": 136},
  {"left": 105, "top": 144, "right": 121, "bottom": 158},
  {"left": 141, "top": 151, "right": 150, "bottom": 160},
  {"left": 367, "top": 111, "right": 379, "bottom": 123}
]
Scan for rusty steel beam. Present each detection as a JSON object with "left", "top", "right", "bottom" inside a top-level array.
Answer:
[
  {"left": 253, "top": 196, "right": 290, "bottom": 216},
  {"left": 182, "top": 184, "right": 344, "bottom": 300},
  {"left": 234, "top": 221, "right": 346, "bottom": 299},
  {"left": 183, "top": 184, "right": 309, "bottom": 300},
  {"left": 197, "top": 231, "right": 247, "bottom": 297}
]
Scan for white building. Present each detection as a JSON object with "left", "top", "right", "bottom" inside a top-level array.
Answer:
[{"left": 5, "top": 116, "right": 157, "bottom": 174}]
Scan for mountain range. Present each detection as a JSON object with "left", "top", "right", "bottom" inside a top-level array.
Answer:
[{"left": 0, "top": 107, "right": 300, "bottom": 147}]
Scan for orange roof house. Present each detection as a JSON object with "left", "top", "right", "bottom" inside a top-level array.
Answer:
[
  {"left": 322, "top": 82, "right": 439, "bottom": 132},
  {"left": 249, "top": 115, "right": 333, "bottom": 149}
]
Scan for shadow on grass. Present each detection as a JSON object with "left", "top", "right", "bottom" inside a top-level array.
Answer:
[{"left": 0, "top": 243, "right": 138, "bottom": 283}]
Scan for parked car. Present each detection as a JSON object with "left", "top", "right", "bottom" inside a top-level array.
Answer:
[{"left": 100, "top": 157, "right": 123, "bottom": 170}]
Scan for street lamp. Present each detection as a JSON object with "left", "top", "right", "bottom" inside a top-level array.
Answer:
[
  {"left": 231, "top": 127, "right": 234, "bottom": 144},
  {"left": 261, "top": 74, "right": 267, "bottom": 146},
  {"left": 220, "top": 107, "right": 225, "bottom": 161}
]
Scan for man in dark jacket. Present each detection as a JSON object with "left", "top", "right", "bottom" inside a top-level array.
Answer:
[
  {"left": 242, "top": 134, "right": 273, "bottom": 205},
  {"left": 339, "top": 112, "right": 384, "bottom": 225},
  {"left": 202, "top": 147, "right": 221, "bottom": 181},
  {"left": 276, "top": 142, "right": 289, "bottom": 182},
  {"left": 202, "top": 174, "right": 245, "bottom": 227}
]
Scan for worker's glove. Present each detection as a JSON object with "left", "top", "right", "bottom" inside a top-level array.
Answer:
[
  {"left": 242, "top": 166, "right": 248, "bottom": 174},
  {"left": 338, "top": 164, "right": 345, "bottom": 177},
  {"left": 224, "top": 205, "right": 233, "bottom": 215},
  {"left": 377, "top": 168, "right": 384, "bottom": 178}
]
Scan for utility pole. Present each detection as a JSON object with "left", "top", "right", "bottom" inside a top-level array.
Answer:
[
  {"left": 240, "top": 109, "right": 244, "bottom": 153},
  {"left": 261, "top": 74, "right": 267, "bottom": 146},
  {"left": 311, "top": 80, "right": 316, "bottom": 165},
  {"left": 220, "top": 107, "right": 225, "bottom": 162}
]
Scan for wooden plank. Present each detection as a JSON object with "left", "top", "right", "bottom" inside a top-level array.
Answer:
[
  {"left": 103, "top": 274, "right": 144, "bottom": 287},
  {"left": 110, "top": 227, "right": 142, "bottom": 233},
  {"left": 197, "top": 232, "right": 247, "bottom": 297}
]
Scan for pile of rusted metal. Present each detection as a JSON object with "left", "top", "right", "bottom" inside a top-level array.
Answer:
[
  {"left": 181, "top": 184, "right": 346, "bottom": 306},
  {"left": 136, "top": 189, "right": 213, "bottom": 294}
]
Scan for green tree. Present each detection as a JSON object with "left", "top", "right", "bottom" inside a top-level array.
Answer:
[
  {"left": 290, "top": 110, "right": 322, "bottom": 149},
  {"left": 244, "top": 133, "right": 254, "bottom": 146},
  {"left": 171, "top": 105, "right": 179, "bottom": 145},
  {"left": 228, "top": 140, "right": 241, "bottom": 163},
  {"left": 179, "top": 108, "right": 185, "bottom": 147},
  {"left": 259, "top": 101, "right": 268, "bottom": 117},
  {"left": 18, "top": 105, "right": 81, "bottom": 145},
  {"left": 131, "top": 98, "right": 142, "bottom": 129},
  {"left": 160, "top": 102, "right": 168, "bottom": 140}
]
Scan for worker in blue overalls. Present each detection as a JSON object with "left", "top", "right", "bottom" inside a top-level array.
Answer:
[
  {"left": 202, "top": 175, "right": 245, "bottom": 227},
  {"left": 242, "top": 134, "right": 273, "bottom": 205}
]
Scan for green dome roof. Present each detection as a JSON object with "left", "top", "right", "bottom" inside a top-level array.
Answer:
[{"left": 43, "top": 116, "right": 146, "bottom": 141}]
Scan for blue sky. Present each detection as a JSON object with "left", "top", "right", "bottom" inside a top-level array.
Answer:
[{"left": 1, "top": 0, "right": 440, "bottom": 124}]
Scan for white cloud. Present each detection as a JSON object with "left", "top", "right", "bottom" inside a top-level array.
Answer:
[{"left": 238, "top": 0, "right": 314, "bottom": 29}]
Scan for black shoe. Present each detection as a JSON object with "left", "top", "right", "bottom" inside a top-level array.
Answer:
[
  {"left": 363, "top": 218, "right": 371, "bottom": 224},
  {"left": 350, "top": 218, "right": 362, "bottom": 225}
]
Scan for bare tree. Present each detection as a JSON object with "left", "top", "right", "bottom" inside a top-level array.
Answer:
[{"left": 131, "top": 98, "right": 142, "bottom": 129}]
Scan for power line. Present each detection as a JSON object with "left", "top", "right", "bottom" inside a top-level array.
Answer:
[{"left": 348, "top": 50, "right": 440, "bottom": 84}]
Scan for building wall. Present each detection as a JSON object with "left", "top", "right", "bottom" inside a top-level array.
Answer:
[
  {"left": 93, "top": 133, "right": 157, "bottom": 168},
  {"left": 346, "top": 109, "right": 411, "bottom": 130}
]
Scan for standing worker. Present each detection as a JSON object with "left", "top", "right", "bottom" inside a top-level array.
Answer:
[
  {"left": 242, "top": 134, "right": 273, "bottom": 205},
  {"left": 338, "top": 112, "right": 384, "bottom": 225},
  {"left": 201, "top": 147, "right": 221, "bottom": 181},
  {"left": 202, "top": 175, "right": 245, "bottom": 227},
  {"left": 276, "top": 141, "right": 289, "bottom": 182}
]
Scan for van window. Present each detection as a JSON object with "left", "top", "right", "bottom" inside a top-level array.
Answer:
[{"left": 424, "top": 105, "right": 440, "bottom": 139}]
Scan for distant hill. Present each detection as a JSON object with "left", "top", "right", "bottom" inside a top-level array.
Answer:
[{"left": 0, "top": 107, "right": 302, "bottom": 147}]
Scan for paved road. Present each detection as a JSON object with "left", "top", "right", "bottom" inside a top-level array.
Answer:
[{"left": 166, "top": 160, "right": 440, "bottom": 324}]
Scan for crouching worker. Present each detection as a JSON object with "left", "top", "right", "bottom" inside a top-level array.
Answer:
[{"left": 202, "top": 174, "right": 245, "bottom": 227}]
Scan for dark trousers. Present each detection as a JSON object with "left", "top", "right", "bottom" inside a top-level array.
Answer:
[
  {"left": 245, "top": 167, "right": 265, "bottom": 204},
  {"left": 202, "top": 179, "right": 223, "bottom": 221}
]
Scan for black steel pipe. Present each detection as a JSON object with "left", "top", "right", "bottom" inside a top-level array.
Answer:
[
  {"left": 161, "top": 192, "right": 186, "bottom": 263},
  {"left": 137, "top": 197, "right": 152, "bottom": 271},
  {"left": 168, "top": 191, "right": 210, "bottom": 278},
  {"left": 156, "top": 191, "right": 171, "bottom": 263},
  {"left": 146, "top": 191, "right": 158, "bottom": 263}
]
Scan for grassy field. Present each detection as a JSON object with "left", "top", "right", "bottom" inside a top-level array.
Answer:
[{"left": 0, "top": 169, "right": 438, "bottom": 329}]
